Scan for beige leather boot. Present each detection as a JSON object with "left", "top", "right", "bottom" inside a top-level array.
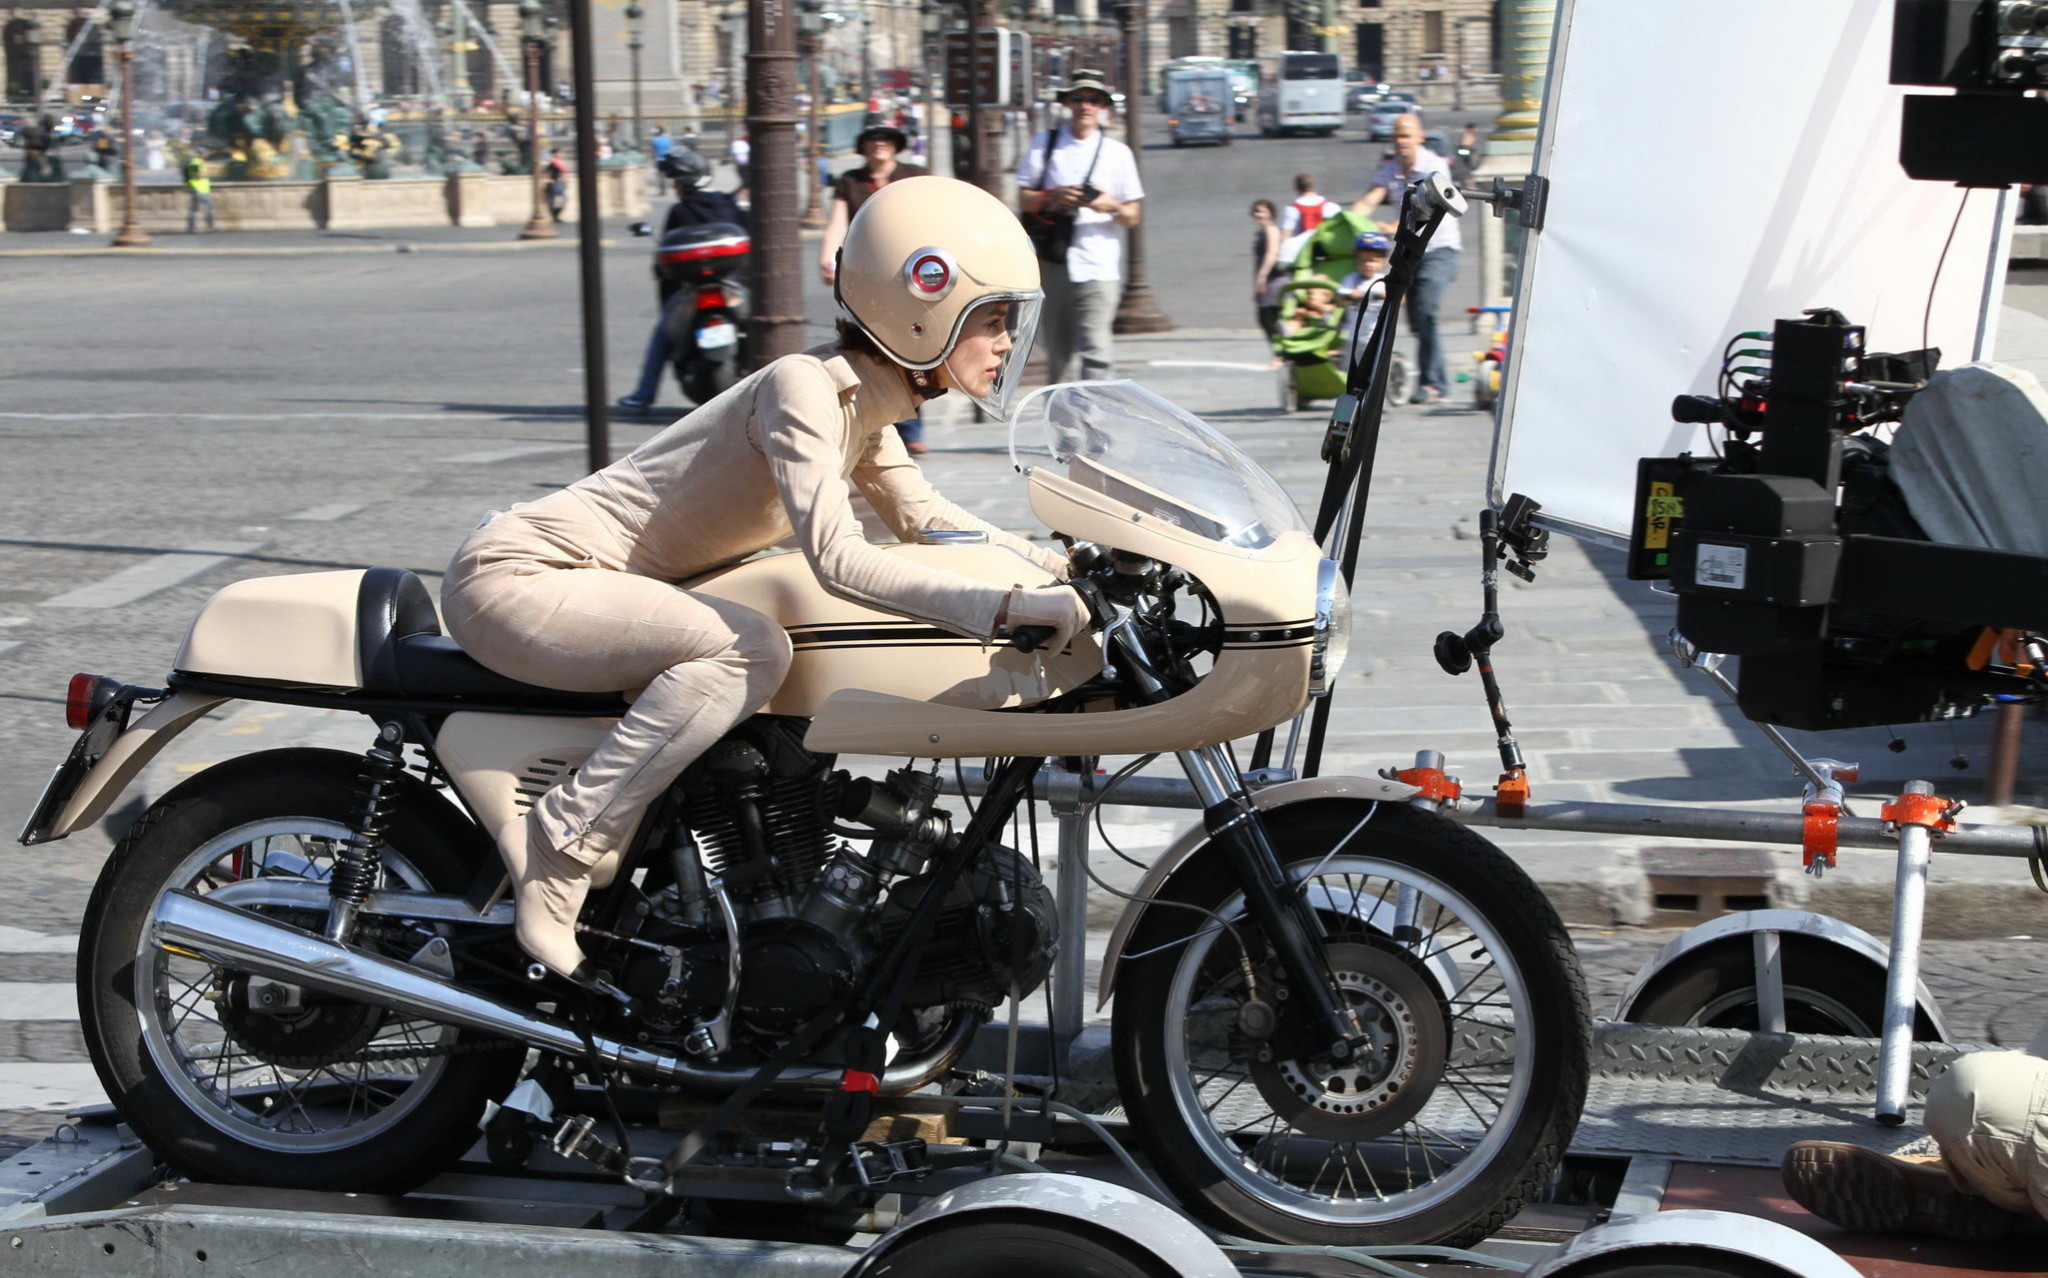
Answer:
[{"left": 495, "top": 809, "right": 602, "bottom": 978}]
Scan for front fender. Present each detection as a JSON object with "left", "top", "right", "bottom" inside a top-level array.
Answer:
[
  {"left": 1096, "top": 773, "right": 1419, "bottom": 1010},
  {"left": 43, "top": 690, "right": 227, "bottom": 840},
  {"left": 1526, "top": 1209, "right": 1862, "bottom": 1278}
]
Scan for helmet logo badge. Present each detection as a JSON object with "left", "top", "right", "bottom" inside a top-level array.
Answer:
[{"left": 903, "top": 247, "right": 957, "bottom": 300}]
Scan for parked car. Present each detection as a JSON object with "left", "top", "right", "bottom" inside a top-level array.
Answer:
[
  {"left": 1345, "top": 79, "right": 1392, "bottom": 112},
  {"left": 0, "top": 112, "right": 24, "bottom": 146},
  {"left": 1366, "top": 100, "right": 1423, "bottom": 140}
]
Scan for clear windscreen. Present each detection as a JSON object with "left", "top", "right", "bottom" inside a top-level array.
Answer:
[{"left": 1008, "top": 381, "right": 1308, "bottom": 549}]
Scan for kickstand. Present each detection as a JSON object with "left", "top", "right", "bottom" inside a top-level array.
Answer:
[{"left": 1433, "top": 498, "right": 1548, "bottom": 815}]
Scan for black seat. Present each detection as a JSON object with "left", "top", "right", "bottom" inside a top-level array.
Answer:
[{"left": 356, "top": 568, "right": 628, "bottom": 713}]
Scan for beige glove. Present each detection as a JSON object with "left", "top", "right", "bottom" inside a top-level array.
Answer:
[{"left": 1003, "top": 584, "right": 1092, "bottom": 653}]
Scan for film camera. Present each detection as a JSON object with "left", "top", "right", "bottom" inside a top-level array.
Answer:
[{"left": 1614, "top": 6, "right": 2048, "bottom": 732}]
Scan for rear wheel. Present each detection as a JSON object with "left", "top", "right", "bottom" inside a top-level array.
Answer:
[
  {"left": 1112, "top": 801, "right": 1590, "bottom": 1247},
  {"left": 1627, "top": 937, "right": 1939, "bottom": 1040},
  {"left": 78, "top": 748, "right": 523, "bottom": 1191},
  {"left": 682, "top": 348, "right": 738, "bottom": 405}
]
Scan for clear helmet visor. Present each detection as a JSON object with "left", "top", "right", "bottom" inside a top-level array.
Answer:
[{"left": 942, "top": 293, "right": 1042, "bottom": 422}]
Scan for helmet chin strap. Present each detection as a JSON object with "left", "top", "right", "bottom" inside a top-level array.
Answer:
[{"left": 906, "top": 365, "right": 948, "bottom": 401}]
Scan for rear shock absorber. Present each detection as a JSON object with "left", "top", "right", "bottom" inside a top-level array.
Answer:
[{"left": 328, "top": 721, "right": 405, "bottom": 943}]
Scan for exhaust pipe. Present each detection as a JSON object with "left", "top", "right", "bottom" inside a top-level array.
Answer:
[
  {"left": 155, "top": 891, "right": 685, "bottom": 1076},
  {"left": 151, "top": 891, "right": 975, "bottom": 1093}
]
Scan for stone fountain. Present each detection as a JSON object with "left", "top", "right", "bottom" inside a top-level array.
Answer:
[{"left": 161, "top": 0, "right": 366, "bottom": 178}]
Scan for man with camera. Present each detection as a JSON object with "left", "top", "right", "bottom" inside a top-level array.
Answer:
[{"left": 1016, "top": 69, "right": 1144, "bottom": 384}]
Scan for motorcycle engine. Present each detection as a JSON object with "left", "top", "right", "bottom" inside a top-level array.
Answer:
[{"left": 620, "top": 725, "right": 1058, "bottom": 1049}]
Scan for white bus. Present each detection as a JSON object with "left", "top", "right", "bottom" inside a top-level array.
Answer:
[{"left": 1254, "top": 50, "right": 1344, "bottom": 137}]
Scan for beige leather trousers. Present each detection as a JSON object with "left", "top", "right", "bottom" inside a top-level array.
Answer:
[
  {"left": 1925, "top": 1031, "right": 2048, "bottom": 1222},
  {"left": 442, "top": 514, "right": 793, "bottom": 867}
]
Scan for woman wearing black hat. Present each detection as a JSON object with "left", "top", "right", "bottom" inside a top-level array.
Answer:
[{"left": 821, "top": 124, "right": 933, "bottom": 449}]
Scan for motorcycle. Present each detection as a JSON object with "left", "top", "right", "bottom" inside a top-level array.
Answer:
[
  {"left": 644, "top": 219, "right": 750, "bottom": 406},
  {"left": 25, "top": 377, "right": 1588, "bottom": 1249}
]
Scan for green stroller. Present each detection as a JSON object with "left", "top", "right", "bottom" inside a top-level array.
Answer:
[{"left": 1269, "top": 211, "right": 1411, "bottom": 412}]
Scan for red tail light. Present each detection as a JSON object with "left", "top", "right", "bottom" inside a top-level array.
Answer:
[
  {"left": 698, "top": 287, "right": 728, "bottom": 309},
  {"left": 66, "top": 673, "right": 103, "bottom": 730}
]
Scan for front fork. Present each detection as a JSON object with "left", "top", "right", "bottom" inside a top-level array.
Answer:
[{"left": 1105, "top": 618, "right": 1367, "bottom": 1062}]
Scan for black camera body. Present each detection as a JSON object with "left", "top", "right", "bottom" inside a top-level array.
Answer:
[
  {"left": 1631, "top": 310, "right": 2048, "bottom": 731},
  {"left": 1893, "top": 0, "right": 2048, "bottom": 184}
]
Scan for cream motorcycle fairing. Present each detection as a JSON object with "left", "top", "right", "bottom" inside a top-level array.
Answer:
[{"left": 805, "top": 467, "right": 1321, "bottom": 758}]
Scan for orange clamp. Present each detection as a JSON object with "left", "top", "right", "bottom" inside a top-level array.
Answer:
[
  {"left": 1395, "top": 766, "right": 1463, "bottom": 805},
  {"left": 1802, "top": 797, "right": 1840, "bottom": 869},
  {"left": 1881, "top": 792, "right": 1960, "bottom": 834},
  {"left": 1495, "top": 769, "right": 1530, "bottom": 819}
]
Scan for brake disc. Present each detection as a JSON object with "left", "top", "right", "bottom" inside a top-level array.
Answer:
[{"left": 1248, "top": 941, "right": 1448, "bottom": 1142}]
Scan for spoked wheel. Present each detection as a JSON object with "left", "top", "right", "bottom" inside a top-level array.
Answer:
[
  {"left": 78, "top": 748, "right": 523, "bottom": 1191},
  {"left": 1113, "top": 801, "right": 1590, "bottom": 1247}
]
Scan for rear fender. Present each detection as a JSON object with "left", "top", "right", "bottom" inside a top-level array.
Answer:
[
  {"left": 1526, "top": 1209, "right": 1862, "bottom": 1277},
  {"left": 40, "top": 690, "right": 228, "bottom": 841},
  {"left": 1096, "top": 774, "right": 1420, "bottom": 1010}
]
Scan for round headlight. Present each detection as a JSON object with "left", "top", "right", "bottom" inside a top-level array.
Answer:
[{"left": 1311, "top": 558, "right": 1351, "bottom": 697}]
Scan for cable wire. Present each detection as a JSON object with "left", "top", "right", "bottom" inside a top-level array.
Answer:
[{"left": 1924, "top": 188, "right": 1973, "bottom": 357}]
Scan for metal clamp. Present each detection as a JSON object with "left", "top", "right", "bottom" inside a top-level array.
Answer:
[{"left": 1881, "top": 790, "right": 1962, "bottom": 833}]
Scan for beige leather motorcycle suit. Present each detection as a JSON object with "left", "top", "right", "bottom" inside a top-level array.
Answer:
[{"left": 443, "top": 344, "right": 1063, "bottom": 880}]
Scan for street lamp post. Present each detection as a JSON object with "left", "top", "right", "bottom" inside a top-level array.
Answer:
[
  {"left": 518, "top": 0, "right": 557, "bottom": 240},
  {"left": 107, "top": 1, "right": 152, "bottom": 249},
  {"left": 797, "top": 0, "right": 828, "bottom": 231},
  {"left": 1110, "top": 0, "right": 1170, "bottom": 334},
  {"left": 625, "top": 1, "right": 645, "bottom": 149}
]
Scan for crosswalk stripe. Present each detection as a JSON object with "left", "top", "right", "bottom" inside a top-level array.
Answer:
[
  {"left": 38, "top": 542, "right": 266, "bottom": 610},
  {"left": 0, "top": 928, "right": 74, "bottom": 955},
  {"left": 0, "top": 1064, "right": 105, "bottom": 1111},
  {"left": 0, "top": 986, "right": 77, "bottom": 1022}
]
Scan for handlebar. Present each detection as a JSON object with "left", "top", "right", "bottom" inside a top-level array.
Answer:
[
  {"left": 1006, "top": 577, "right": 1117, "bottom": 653},
  {"left": 1008, "top": 625, "right": 1057, "bottom": 653}
]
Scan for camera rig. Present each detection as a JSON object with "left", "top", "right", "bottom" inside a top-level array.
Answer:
[{"left": 1627, "top": 306, "right": 2048, "bottom": 731}]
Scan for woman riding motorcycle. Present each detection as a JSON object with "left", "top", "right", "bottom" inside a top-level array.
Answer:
[{"left": 441, "top": 177, "right": 1090, "bottom": 985}]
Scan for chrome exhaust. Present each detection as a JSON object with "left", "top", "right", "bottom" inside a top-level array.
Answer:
[
  {"left": 151, "top": 891, "right": 973, "bottom": 1094},
  {"left": 154, "top": 891, "right": 686, "bottom": 1077}
]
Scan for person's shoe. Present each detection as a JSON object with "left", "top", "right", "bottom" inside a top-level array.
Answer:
[
  {"left": 614, "top": 395, "right": 654, "bottom": 417},
  {"left": 904, "top": 440, "right": 928, "bottom": 455},
  {"left": 497, "top": 810, "right": 601, "bottom": 978},
  {"left": 1782, "top": 1140, "right": 2026, "bottom": 1241}
]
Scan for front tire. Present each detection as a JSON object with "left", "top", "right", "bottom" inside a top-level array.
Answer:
[
  {"left": 1112, "top": 801, "right": 1590, "bottom": 1247},
  {"left": 78, "top": 748, "right": 523, "bottom": 1192}
]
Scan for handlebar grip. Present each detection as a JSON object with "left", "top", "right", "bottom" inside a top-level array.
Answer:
[
  {"left": 1671, "top": 394, "right": 1725, "bottom": 425},
  {"left": 1009, "top": 625, "right": 1057, "bottom": 653}
]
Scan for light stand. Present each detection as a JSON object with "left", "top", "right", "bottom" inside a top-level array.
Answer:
[
  {"left": 625, "top": 0, "right": 644, "bottom": 149},
  {"left": 108, "top": 1, "right": 153, "bottom": 249},
  {"left": 518, "top": 0, "right": 558, "bottom": 239}
]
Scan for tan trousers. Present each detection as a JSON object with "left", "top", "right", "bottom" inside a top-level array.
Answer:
[
  {"left": 442, "top": 528, "right": 793, "bottom": 866},
  {"left": 1926, "top": 1047, "right": 2048, "bottom": 1222}
]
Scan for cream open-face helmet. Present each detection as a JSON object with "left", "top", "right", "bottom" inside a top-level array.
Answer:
[{"left": 835, "top": 175, "right": 1043, "bottom": 420}]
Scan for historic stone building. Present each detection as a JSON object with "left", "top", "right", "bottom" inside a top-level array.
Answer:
[{"left": 1154, "top": 0, "right": 1494, "bottom": 84}]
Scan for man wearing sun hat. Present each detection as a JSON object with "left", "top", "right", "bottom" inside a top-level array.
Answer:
[{"left": 1015, "top": 69, "right": 1145, "bottom": 383}]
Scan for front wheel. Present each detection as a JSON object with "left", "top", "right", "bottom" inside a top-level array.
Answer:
[
  {"left": 78, "top": 748, "right": 523, "bottom": 1192},
  {"left": 1112, "top": 800, "right": 1590, "bottom": 1247}
]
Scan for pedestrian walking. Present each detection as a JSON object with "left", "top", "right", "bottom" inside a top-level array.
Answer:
[
  {"left": 545, "top": 147, "right": 568, "bottom": 222},
  {"left": 471, "top": 130, "right": 491, "bottom": 168},
  {"left": 1280, "top": 173, "right": 1338, "bottom": 237},
  {"left": 183, "top": 151, "right": 217, "bottom": 234},
  {"left": 1014, "top": 68, "right": 1144, "bottom": 384},
  {"left": 1782, "top": 1021, "right": 2048, "bottom": 1240},
  {"left": 1249, "top": 198, "right": 1284, "bottom": 339},
  {"left": 91, "top": 130, "right": 118, "bottom": 176},
  {"left": 820, "top": 125, "right": 933, "bottom": 451},
  {"left": 649, "top": 125, "right": 673, "bottom": 164},
  {"left": 727, "top": 132, "right": 750, "bottom": 204},
  {"left": 1348, "top": 114, "right": 1459, "bottom": 403}
]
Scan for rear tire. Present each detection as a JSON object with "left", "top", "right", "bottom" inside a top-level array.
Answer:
[
  {"left": 78, "top": 748, "right": 522, "bottom": 1192},
  {"left": 682, "top": 349, "right": 738, "bottom": 406},
  {"left": 1627, "top": 937, "right": 1939, "bottom": 1040}
]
